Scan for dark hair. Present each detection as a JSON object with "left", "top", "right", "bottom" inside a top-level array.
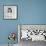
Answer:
[{"left": 8, "top": 8, "right": 12, "bottom": 13}]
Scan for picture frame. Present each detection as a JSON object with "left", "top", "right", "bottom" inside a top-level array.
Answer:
[
  {"left": 18, "top": 24, "right": 46, "bottom": 42},
  {"left": 4, "top": 5, "right": 17, "bottom": 20}
]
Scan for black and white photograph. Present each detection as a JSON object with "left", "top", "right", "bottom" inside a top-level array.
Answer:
[
  {"left": 4, "top": 5, "right": 17, "bottom": 19},
  {"left": 18, "top": 25, "right": 46, "bottom": 46}
]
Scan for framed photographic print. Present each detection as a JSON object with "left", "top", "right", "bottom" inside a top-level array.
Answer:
[
  {"left": 4, "top": 5, "right": 17, "bottom": 19},
  {"left": 18, "top": 24, "right": 46, "bottom": 42}
]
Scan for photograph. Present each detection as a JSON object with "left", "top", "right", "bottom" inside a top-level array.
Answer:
[
  {"left": 18, "top": 25, "right": 46, "bottom": 46},
  {"left": 4, "top": 5, "right": 17, "bottom": 19},
  {"left": 18, "top": 25, "right": 46, "bottom": 41}
]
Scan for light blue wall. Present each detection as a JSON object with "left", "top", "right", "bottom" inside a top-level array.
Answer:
[
  {"left": 0, "top": 0, "right": 46, "bottom": 44},
  {"left": 20, "top": 0, "right": 46, "bottom": 24}
]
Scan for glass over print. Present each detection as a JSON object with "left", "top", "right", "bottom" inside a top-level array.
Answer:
[{"left": 4, "top": 6, "right": 17, "bottom": 19}]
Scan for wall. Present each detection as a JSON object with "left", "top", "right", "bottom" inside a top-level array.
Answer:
[{"left": 0, "top": 0, "right": 46, "bottom": 44}]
